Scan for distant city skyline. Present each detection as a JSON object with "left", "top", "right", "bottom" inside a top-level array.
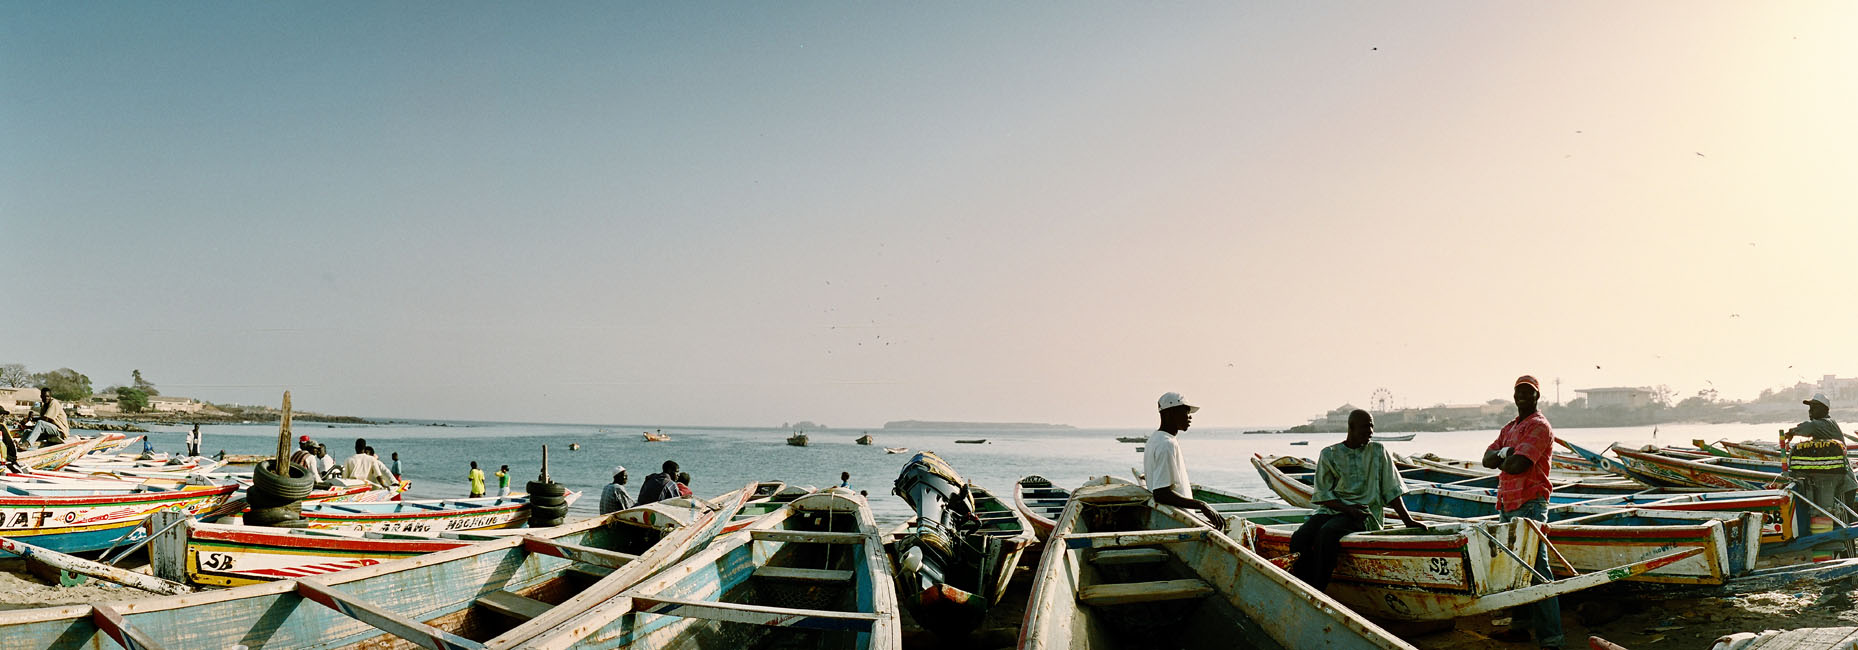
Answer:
[{"left": 7, "top": 3, "right": 1856, "bottom": 428}]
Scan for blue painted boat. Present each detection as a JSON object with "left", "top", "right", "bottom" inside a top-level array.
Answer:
[
  {"left": 511, "top": 487, "right": 900, "bottom": 650},
  {"left": 0, "top": 482, "right": 767, "bottom": 649},
  {"left": 0, "top": 477, "right": 237, "bottom": 555}
]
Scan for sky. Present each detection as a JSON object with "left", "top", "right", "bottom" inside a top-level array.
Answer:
[{"left": 4, "top": 3, "right": 1857, "bottom": 428}]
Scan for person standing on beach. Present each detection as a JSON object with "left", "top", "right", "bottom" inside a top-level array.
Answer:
[
  {"left": 497, "top": 465, "right": 512, "bottom": 497},
  {"left": 186, "top": 424, "right": 202, "bottom": 457},
  {"left": 636, "top": 460, "right": 682, "bottom": 506},
  {"left": 1482, "top": 375, "right": 1563, "bottom": 649},
  {"left": 467, "top": 461, "right": 486, "bottom": 498},
  {"left": 1287, "top": 410, "right": 1420, "bottom": 592},
  {"left": 1782, "top": 393, "right": 1858, "bottom": 534},
  {"left": 1143, "top": 392, "right": 1224, "bottom": 527},
  {"left": 600, "top": 466, "right": 633, "bottom": 514}
]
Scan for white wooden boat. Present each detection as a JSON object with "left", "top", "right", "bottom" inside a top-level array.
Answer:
[
  {"left": 1019, "top": 476, "right": 1414, "bottom": 649},
  {"left": 1014, "top": 475, "right": 1068, "bottom": 541},
  {"left": 511, "top": 487, "right": 901, "bottom": 650},
  {"left": 266, "top": 491, "right": 580, "bottom": 533}
]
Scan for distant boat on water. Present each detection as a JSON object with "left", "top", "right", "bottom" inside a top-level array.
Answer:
[
  {"left": 1289, "top": 441, "right": 1309, "bottom": 446},
  {"left": 855, "top": 433, "right": 875, "bottom": 445},
  {"left": 643, "top": 431, "right": 670, "bottom": 442},
  {"left": 1115, "top": 436, "right": 1146, "bottom": 443},
  {"left": 1374, "top": 433, "right": 1417, "bottom": 441},
  {"left": 885, "top": 447, "right": 909, "bottom": 454},
  {"left": 954, "top": 439, "right": 986, "bottom": 444},
  {"left": 786, "top": 432, "right": 809, "bottom": 447}
]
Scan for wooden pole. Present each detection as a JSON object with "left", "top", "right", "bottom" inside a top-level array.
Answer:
[
  {"left": 274, "top": 391, "right": 293, "bottom": 472},
  {"left": 146, "top": 510, "right": 190, "bottom": 583},
  {"left": 0, "top": 535, "right": 192, "bottom": 595},
  {"left": 539, "top": 444, "right": 550, "bottom": 484}
]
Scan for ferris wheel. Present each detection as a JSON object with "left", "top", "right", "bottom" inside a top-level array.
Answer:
[{"left": 1371, "top": 388, "right": 1394, "bottom": 412}]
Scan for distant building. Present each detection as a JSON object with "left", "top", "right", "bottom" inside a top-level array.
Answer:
[
  {"left": 0, "top": 387, "right": 38, "bottom": 413},
  {"left": 147, "top": 396, "right": 207, "bottom": 414},
  {"left": 1817, "top": 375, "right": 1858, "bottom": 404},
  {"left": 1575, "top": 387, "right": 1653, "bottom": 409}
]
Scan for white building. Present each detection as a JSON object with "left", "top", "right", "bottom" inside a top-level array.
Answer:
[
  {"left": 1575, "top": 387, "right": 1653, "bottom": 409},
  {"left": 147, "top": 396, "right": 207, "bottom": 414}
]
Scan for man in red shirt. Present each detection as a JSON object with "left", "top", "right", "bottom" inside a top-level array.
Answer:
[{"left": 1482, "top": 375, "right": 1562, "bottom": 649}]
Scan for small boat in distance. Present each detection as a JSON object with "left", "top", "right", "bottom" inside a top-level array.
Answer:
[
  {"left": 1115, "top": 436, "right": 1146, "bottom": 443},
  {"left": 856, "top": 433, "right": 875, "bottom": 445},
  {"left": 643, "top": 431, "right": 670, "bottom": 442},
  {"left": 954, "top": 439, "right": 986, "bottom": 444},
  {"left": 885, "top": 447, "right": 909, "bottom": 454},
  {"left": 1289, "top": 440, "right": 1310, "bottom": 446},
  {"left": 786, "top": 432, "right": 810, "bottom": 447},
  {"left": 1374, "top": 433, "right": 1416, "bottom": 441}
]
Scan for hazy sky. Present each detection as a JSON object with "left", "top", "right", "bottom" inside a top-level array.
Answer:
[{"left": 5, "top": 3, "right": 1856, "bottom": 428}]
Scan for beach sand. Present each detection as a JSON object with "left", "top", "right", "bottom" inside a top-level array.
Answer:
[{"left": 0, "top": 561, "right": 156, "bottom": 611}]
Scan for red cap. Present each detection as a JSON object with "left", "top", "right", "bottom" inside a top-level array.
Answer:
[
  {"left": 298, "top": 435, "right": 311, "bottom": 443},
  {"left": 1515, "top": 375, "right": 1541, "bottom": 392}
]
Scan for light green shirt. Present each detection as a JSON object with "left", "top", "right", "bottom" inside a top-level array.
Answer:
[{"left": 1310, "top": 441, "right": 1408, "bottom": 531}]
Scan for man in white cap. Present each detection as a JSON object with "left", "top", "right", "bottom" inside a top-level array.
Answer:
[
  {"left": 1783, "top": 393, "right": 1858, "bottom": 534},
  {"left": 1144, "top": 392, "right": 1223, "bottom": 526},
  {"left": 599, "top": 465, "right": 633, "bottom": 514}
]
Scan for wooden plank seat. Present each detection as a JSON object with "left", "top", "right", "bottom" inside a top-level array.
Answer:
[
  {"left": 1077, "top": 579, "right": 1215, "bottom": 607},
  {"left": 566, "top": 564, "right": 614, "bottom": 581},
  {"left": 752, "top": 566, "right": 855, "bottom": 584},
  {"left": 1062, "top": 527, "right": 1210, "bottom": 550},
  {"left": 749, "top": 530, "right": 865, "bottom": 545},
  {"left": 629, "top": 596, "right": 881, "bottom": 632},
  {"left": 1088, "top": 548, "right": 1170, "bottom": 566},
  {"left": 475, "top": 590, "right": 554, "bottom": 622}
]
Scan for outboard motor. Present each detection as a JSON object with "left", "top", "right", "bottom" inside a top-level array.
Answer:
[{"left": 891, "top": 451, "right": 987, "bottom": 635}]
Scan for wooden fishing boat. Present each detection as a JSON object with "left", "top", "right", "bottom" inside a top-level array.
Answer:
[
  {"left": 172, "top": 488, "right": 763, "bottom": 588},
  {"left": 1251, "top": 455, "right": 1798, "bottom": 544},
  {"left": 1019, "top": 476, "right": 1415, "bottom": 649},
  {"left": 883, "top": 447, "right": 908, "bottom": 454},
  {"left": 16, "top": 435, "right": 113, "bottom": 471},
  {"left": 1609, "top": 445, "right": 1780, "bottom": 490},
  {"left": 0, "top": 482, "right": 766, "bottom": 649},
  {"left": 855, "top": 433, "right": 874, "bottom": 445},
  {"left": 275, "top": 491, "right": 579, "bottom": 533},
  {"left": 1015, "top": 475, "right": 1068, "bottom": 541},
  {"left": 1651, "top": 445, "right": 1785, "bottom": 474},
  {"left": 507, "top": 488, "right": 900, "bottom": 650},
  {"left": 890, "top": 453, "right": 1035, "bottom": 636},
  {"left": 954, "top": 439, "right": 986, "bottom": 444},
  {"left": 787, "top": 432, "right": 810, "bottom": 447},
  {"left": 1232, "top": 507, "right": 1704, "bottom": 620},
  {"left": 96, "top": 434, "right": 142, "bottom": 455},
  {"left": 1372, "top": 433, "right": 1416, "bottom": 442},
  {"left": 1721, "top": 440, "right": 1787, "bottom": 462},
  {"left": 1114, "top": 436, "right": 1145, "bottom": 443},
  {"left": 1399, "top": 486, "right": 1763, "bottom": 585},
  {"left": 0, "top": 477, "right": 237, "bottom": 554},
  {"left": 644, "top": 432, "right": 671, "bottom": 442},
  {"left": 1289, "top": 440, "right": 1310, "bottom": 446},
  {"left": 1551, "top": 451, "right": 1602, "bottom": 472}
]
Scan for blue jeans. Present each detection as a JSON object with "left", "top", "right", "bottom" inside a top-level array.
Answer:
[{"left": 1500, "top": 498, "right": 1563, "bottom": 647}]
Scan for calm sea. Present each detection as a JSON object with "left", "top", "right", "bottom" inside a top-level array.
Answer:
[{"left": 125, "top": 420, "right": 1787, "bottom": 525}]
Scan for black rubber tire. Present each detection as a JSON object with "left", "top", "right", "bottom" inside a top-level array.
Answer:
[
  {"left": 529, "top": 494, "right": 568, "bottom": 508},
  {"left": 528, "top": 504, "right": 568, "bottom": 520},
  {"left": 529, "top": 517, "right": 565, "bottom": 529},
  {"left": 253, "top": 460, "right": 314, "bottom": 500},
  {"left": 243, "top": 506, "right": 300, "bottom": 527},
  {"left": 243, "top": 488, "right": 298, "bottom": 509},
  {"left": 526, "top": 481, "right": 568, "bottom": 498}
]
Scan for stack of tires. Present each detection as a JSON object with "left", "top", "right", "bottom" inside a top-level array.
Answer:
[
  {"left": 247, "top": 459, "right": 313, "bottom": 528},
  {"left": 527, "top": 480, "right": 568, "bottom": 528}
]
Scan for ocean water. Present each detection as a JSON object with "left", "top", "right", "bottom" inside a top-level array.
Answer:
[{"left": 122, "top": 419, "right": 1787, "bottom": 526}]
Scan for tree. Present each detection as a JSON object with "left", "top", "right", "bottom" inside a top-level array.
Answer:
[
  {"left": 1652, "top": 385, "right": 1675, "bottom": 408},
  {"left": 0, "top": 363, "right": 28, "bottom": 388},
  {"left": 117, "top": 387, "right": 149, "bottom": 413},
  {"left": 31, "top": 368, "right": 93, "bottom": 402},
  {"left": 131, "top": 369, "right": 159, "bottom": 396}
]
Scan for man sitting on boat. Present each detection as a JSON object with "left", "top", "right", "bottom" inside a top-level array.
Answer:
[
  {"left": 1482, "top": 374, "right": 1563, "bottom": 649},
  {"left": 0, "top": 405, "right": 20, "bottom": 471},
  {"left": 1782, "top": 393, "right": 1858, "bottom": 536},
  {"left": 1143, "top": 392, "right": 1224, "bottom": 526},
  {"left": 23, "top": 387, "right": 70, "bottom": 447},
  {"left": 343, "top": 445, "right": 398, "bottom": 489},
  {"left": 1287, "top": 409, "right": 1419, "bottom": 592},
  {"left": 600, "top": 465, "right": 633, "bottom": 514},
  {"left": 636, "top": 460, "right": 684, "bottom": 506}
]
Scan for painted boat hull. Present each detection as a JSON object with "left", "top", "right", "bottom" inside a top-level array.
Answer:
[
  {"left": 1014, "top": 476, "right": 1066, "bottom": 541},
  {"left": 1018, "top": 476, "right": 1414, "bottom": 649},
  {"left": 0, "top": 483, "right": 237, "bottom": 554},
  {"left": 284, "top": 492, "right": 579, "bottom": 533},
  {"left": 1610, "top": 446, "right": 1779, "bottom": 490}
]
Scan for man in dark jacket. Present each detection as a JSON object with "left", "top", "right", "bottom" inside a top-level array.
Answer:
[
  {"left": 1783, "top": 393, "right": 1858, "bottom": 536},
  {"left": 636, "top": 460, "right": 683, "bottom": 506}
]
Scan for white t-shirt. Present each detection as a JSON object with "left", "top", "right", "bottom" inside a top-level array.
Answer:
[{"left": 1143, "top": 430, "right": 1192, "bottom": 499}]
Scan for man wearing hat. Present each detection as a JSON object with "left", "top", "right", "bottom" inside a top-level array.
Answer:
[
  {"left": 599, "top": 465, "right": 633, "bottom": 514},
  {"left": 1143, "top": 392, "right": 1223, "bottom": 527},
  {"left": 1783, "top": 394, "right": 1858, "bottom": 537},
  {"left": 1482, "top": 375, "right": 1563, "bottom": 649}
]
